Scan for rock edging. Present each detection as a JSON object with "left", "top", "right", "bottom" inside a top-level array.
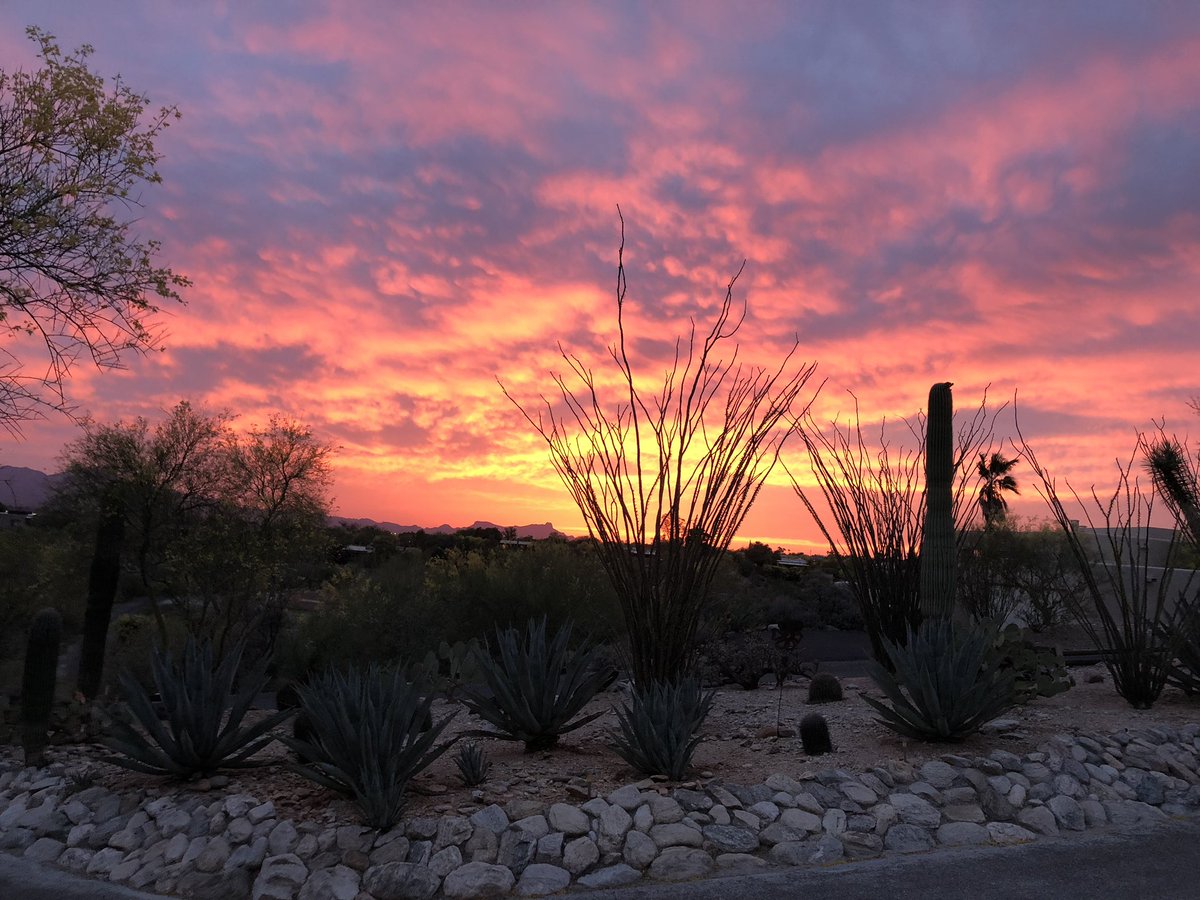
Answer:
[{"left": 3, "top": 723, "right": 1200, "bottom": 898}]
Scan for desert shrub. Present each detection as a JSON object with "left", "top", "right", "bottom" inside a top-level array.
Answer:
[
  {"left": 799, "top": 712, "right": 832, "bottom": 755},
  {"left": 284, "top": 663, "right": 455, "bottom": 829},
  {"left": 611, "top": 679, "right": 715, "bottom": 780},
  {"left": 104, "top": 613, "right": 190, "bottom": 693},
  {"left": 991, "top": 624, "right": 1071, "bottom": 702},
  {"left": 461, "top": 618, "right": 616, "bottom": 751},
  {"left": 704, "top": 631, "right": 776, "bottom": 689},
  {"left": 865, "top": 618, "right": 1017, "bottom": 742},
  {"left": 959, "top": 522, "right": 1081, "bottom": 630},
  {"left": 103, "top": 637, "right": 291, "bottom": 777},
  {"left": 0, "top": 526, "right": 87, "bottom": 671}
]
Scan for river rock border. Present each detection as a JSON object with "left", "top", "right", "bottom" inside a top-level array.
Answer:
[{"left": 3, "top": 724, "right": 1200, "bottom": 899}]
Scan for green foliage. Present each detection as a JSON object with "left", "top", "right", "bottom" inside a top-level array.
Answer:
[
  {"left": 865, "top": 618, "right": 1017, "bottom": 742},
  {"left": 703, "top": 631, "right": 776, "bottom": 690},
  {"left": 920, "top": 382, "right": 957, "bottom": 618},
  {"left": 611, "top": 679, "right": 715, "bottom": 780},
  {"left": 453, "top": 741, "right": 492, "bottom": 787},
  {"left": 0, "top": 28, "right": 188, "bottom": 429},
  {"left": 102, "top": 637, "right": 290, "bottom": 777},
  {"left": 0, "top": 525, "right": 86, "bottom": 672},
  {"left": 283, "top": 664, "right": 455, "bottom": 829},
  {"left": 104, "top": 613, "right": 189, "bottom": 693},
  {"left": 807, "top": 671, "right": 843, "bottom": 703},
  {"left": 991, "top": 624, "right": 1071, "bottom": 702},
  {"left": 418, "top": 639, "right": 482, "bottom": 699},
  {"left": 799, "top": 712, "right": 832, "bottom": 755},
  {"left": 461, "top": 618, "right": 616, "bottom": 752},
  {"left": 20, "top": 607, "right": 62, "bottom": 766}
]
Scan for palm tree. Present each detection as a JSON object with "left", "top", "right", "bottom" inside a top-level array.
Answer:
[{"left": 977, "top": 452, "right": 1019, "bottom": 529}]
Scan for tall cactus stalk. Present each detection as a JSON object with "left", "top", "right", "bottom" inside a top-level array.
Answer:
[
  {"left": 920, "top": 382, "right": 956, "bottom": 619},
  {"left": 21, "top": 608, "right": 62, "bottom": 767}
]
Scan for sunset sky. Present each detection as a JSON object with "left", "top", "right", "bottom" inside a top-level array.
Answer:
[{"left": 2, "top": 2, "right": 1198, "bottom": 551}]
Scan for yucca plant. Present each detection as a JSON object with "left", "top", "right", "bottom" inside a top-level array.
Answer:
[
  {"left": 103, "top": 636, "right": 291, "bottom": 777},
  {"left": 865, "top": 618, "right": 1016, "bottom": 742},
  {"left": 461, "top": 618, "right": 616, "bottom": 752},
  {"left": 611, "top": 679, "right": 715, "bottom": 780},
  {"left": 453, "top": 741, "right": 492, "bottom": 787},
  {"left": 283, "top": 664, "right": 455, "bottom": 829}
]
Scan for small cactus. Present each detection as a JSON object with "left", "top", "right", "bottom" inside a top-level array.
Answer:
[
  {"left": 799, "top": 712, "right": 832, "bottom": 755},
  {"left": 21, "top": 608, "right": 63, "bottom": 767},
  {"left": 453, "top": 741, "right": 492, "bottom": 787},
  {"left": 807, "top": 672, "right": 843, "bottom": 704}
]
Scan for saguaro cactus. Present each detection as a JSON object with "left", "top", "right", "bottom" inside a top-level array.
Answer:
[
  {"left": 920, "top": 382, "right": 956, "bottom": 619},
  {"left": 21, "top": 607, "right": 62, "bottom": 767}
]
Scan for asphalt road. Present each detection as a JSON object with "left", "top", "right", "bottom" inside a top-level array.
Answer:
[{"left": 2, "top": 817, "right": 1198, "bottom": 900}]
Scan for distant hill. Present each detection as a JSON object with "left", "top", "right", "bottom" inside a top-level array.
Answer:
[
  {"left": 0, "top": 465, "right": 563, "bottom": 538},
  {"left": 329, "top": 516, "right": 565, "bottom": 540},
  {"left": 0, "top": 466, "right": 64, "bottom": 511}
]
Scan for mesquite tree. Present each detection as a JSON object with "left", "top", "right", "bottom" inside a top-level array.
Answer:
[{"left": 503, "top": 216, "right": 820, "bottom": 685}]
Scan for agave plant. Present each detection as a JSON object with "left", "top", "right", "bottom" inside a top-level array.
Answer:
[
  {"left": 460, "top": 618, "right": 616, "bottom": 752},
  {"left": 865, "top": 618, "right": 1017, "bottom": 742},
  {"left": 283, "top": 664, "right": 455, "bottom": 829},
  {"left": 453, "top": 741, "right": 492, "bottom": 787},
  {"left": 103, "top": 636, "right": 291, "bottom": 777},
  {"left": 611, "top": 679, "right": 715, "bottom": 780}
]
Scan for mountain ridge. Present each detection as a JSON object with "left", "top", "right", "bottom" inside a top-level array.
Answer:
[{"left": 0, "top": 465, "right": 563, "bottom": 538}]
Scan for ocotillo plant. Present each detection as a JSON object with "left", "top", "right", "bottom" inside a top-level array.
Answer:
[
  {"left": 21, "top": 607, "right": 63, "bottom": 767},
  {"left": 920, "top": 382, "right": 956, "bottom": 619}
]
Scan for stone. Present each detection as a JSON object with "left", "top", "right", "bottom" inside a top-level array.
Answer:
[
  {"left": 546, "top": 803, "right": 589, "bottom": 836},
  {"left": 607, "top": 785, "right": 643, "bottom": 810},
  {"left": 920, "top": 761, "right": 959, "bottom": 789},
  {"left": 535, "top": 832, "right": 564, "bottom": 865},
  {"left": 841, "top": 782, "right": 878, "bottom": 805},
  {"left": 937, "top": 822, "right": 989, "bottom": 846},
  {"left": 108, "top": 827, "right": 142, "bottom": 851},
  {"left": 1135, "top": 776, "right": 1166, "bottom": 806},
  {"left": 779, "top": 808, "right": 822, "bottom": 832},
  {"left": 157, "top": 808, "right": 192, "bottom": 837},
  {"left": 226, "top": 836, "right": 269, "bottom": 870},
  {"left": 175, "top": 868, "right": 253, "bottom": 900},
  {"left": 884, "top": 824, "right": 935, "bottom": 853},
  {"left": 648, "top": 846, "right": 715, "bottom": 881},
  {"left": 86, "top": 846, "right": 125, "bottom": 876},
  {"left": 464, "top": 827, "right": 498, "bottom": 864},
  {"left": 822, "top": 808, "right": 847, "bottom": 835},
  {"left": 362, "top": 861, "right": 441, "bottom": 900},
  {"left": 748, "top": 800, "right": 781, "bottom": 822},
  {"left": 1103, "top": 800, "right": 1168, "bottom": 830},
  {"left": 298, "top": 865, "right": 360, "bottom": 900},
  {"left": 767, "top": 841, "right": 810, "bottom": 866},
  {"left": 57, "top": 847, "right": 95, "bottom": 872},
  {"left": 1047, "top": 795, "right": 1086, "bottom": 831},
  {"left": 247, "top": 802, "right": 275, "bottom": 825},
  {"left": 576, "top": 863, "right": 642, "bottom": 888},
  {"left": 808, "top": 833, "right": 845, "bottom": 864},
  {"left": 442, "top": 861, "right": 516, "bottom": 898},
  {"left": 598, "top": 803, "right": 633, "bottom": 847},
  {"left": 623, "top": 829, "right": 657, "bottom": 868},
  {"left": 512, "top": 815, "right": 550, "bottom": 839},
  {"left": 268, "top": 820, "right": 300, "bottom": 855},
  {"left": 986, "top": 822, "right": 1037, "bottom": 845},
  {"left": 470, "top": 805, "right": 510, "bottom": 835},
  {"left": 650, "top": 821, "right": 703, "bottom": 848},
  {"left": 514, "top": 863, "right": 571, "bottom": 896},
  {"left": 648, "top": 796, "right": 685, "bottom": 824},
  {"left": 227, "top": 817, "right": 254, "bottom": 844},
  {"left": 889, "top": 793, "right": 942, "bottom": 829},
  {"left": 496, "top": 827, "right": 536, "bottom": 872},
  {"left": 1016, "top": 806, "right": 1059, "bottom": 836},
  {"left": 943, "top": 803, "right": 986, "bottom": 823},
  {"left": 562, "top": 836, "right": 599, "bottom": 874},
  {"left": 702, "top": 824, "right": 759, "bottom": 853},
  {"left": 430, "top": 845, "right": 464, "bottom": 878},
  {"left": 196, "top": 836, "right": 231, "bottom": 872},
  {"left": 251, "top": 853, "right": 308, "bottom": 900},
  {"left": 840, "top": 831, "right": 884, "bottom": 858},
  {"left": 23, "top": 837, "right": 65, "bottom": 862},
  {"left": 1080, "top": 799, "right": 1108, "bottom": 828},
  {"left": 434, "top": 817, "right": 473, "bottom": 851}
]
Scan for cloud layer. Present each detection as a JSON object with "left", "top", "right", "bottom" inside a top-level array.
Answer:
[{"left": 2, "top": 1, "right": 1198, "bottom": 549}]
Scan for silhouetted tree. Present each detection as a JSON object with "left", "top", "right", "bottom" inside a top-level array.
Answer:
[
  {"left": 0, "top": 28, "right": 187, "bottom": 431},
  {"left": 977, "top": 451, "right": 1020, "bottom": 530},
  {"left": 503, "top": 212, "right": 820, "bottom": 685}
]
